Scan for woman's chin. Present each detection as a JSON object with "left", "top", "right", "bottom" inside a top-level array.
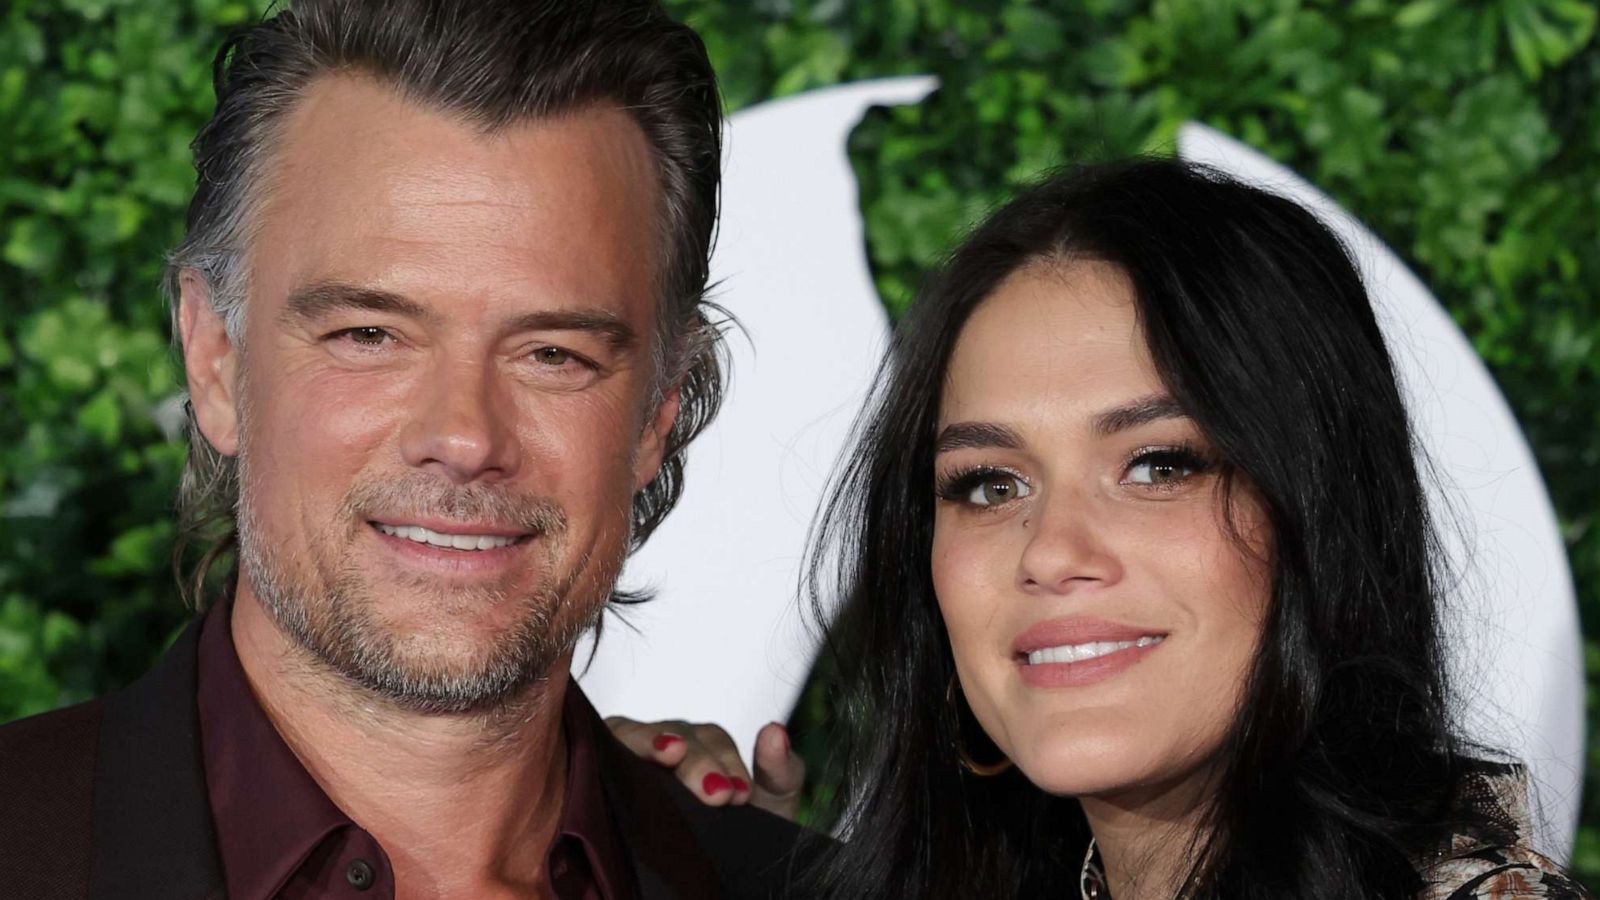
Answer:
[{"left": 1011, "top": 737, "right": 1174, "bottom": 799}]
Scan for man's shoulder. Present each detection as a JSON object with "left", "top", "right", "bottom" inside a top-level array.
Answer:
[
  {"left": 670, "top": 790, "right": 825, "bottom": 898},
  {"left": 569, "top": 682, "right": 826, "bottom": 898},
  {"left": 0, "top": 695, "right": 104, "bottom": 742},
  {"left": 0, "top": 621, "right": 216, "bottom": 900},
  {"left": 605, "top": 739, "right": 827, "bottom": 898},
  {"left": 0, "top": 697, "right": 105, "bottom": 798},
  {"left": 0, "top": 698, "right": 106, "bottom": 899}
]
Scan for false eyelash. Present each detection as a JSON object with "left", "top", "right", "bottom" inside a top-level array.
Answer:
[
  {"left": 1123, "top": 441, "right": 1216, "bottom": 480},
  {"left": 934, "top": 465, "right": 1029, "bottom": 503}
]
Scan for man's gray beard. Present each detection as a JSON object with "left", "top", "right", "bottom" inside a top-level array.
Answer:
[{"left": 235, "top": 465, "right": 605, "bottom": 716}]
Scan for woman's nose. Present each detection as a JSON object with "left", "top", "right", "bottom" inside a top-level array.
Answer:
[{"left": 1016, "top": 498, "right": 1123, "bottom": 596}]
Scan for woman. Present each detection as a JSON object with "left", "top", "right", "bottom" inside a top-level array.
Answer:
[
  {"left": 786, "top": 158, "right": 1585, "bottom": 898},
  {"left": 616, "top": 158, "right": 1585, "bottom": 897}
]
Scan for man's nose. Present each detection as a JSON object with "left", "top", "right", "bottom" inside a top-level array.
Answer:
[
  {"left": 1016, "top": 493, "right": 1123, "bottom": 597},
  {"left": 398, "top": 355, "right": 521, "bottom": 484}
]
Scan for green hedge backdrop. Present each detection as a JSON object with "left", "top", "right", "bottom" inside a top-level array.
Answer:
[{"left": 2, "top": 0, "right": 1596, "bottom": 883}]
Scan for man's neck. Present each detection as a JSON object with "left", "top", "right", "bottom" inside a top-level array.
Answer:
[{"left": 230, "top": 590, "right": 571, "bottom": 898}]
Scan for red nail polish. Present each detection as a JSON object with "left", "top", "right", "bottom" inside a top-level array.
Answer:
[
  {"left": 653, "top": 733, "right": 683, "bottom": 751},
  {"left": 702, "top": 772, "right": 731, "bottom": 794},
  {"left": 731, "top": 777, "right": 749, "bottom": 792}
]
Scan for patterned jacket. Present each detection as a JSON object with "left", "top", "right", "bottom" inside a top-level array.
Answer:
[{"left": 1419, "top": 765, "right": 1591, "bottom": 899}]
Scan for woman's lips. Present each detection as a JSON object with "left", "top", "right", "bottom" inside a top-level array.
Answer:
[{"left": 1013, "top": 617, "right": 1168, "bottom": 688}]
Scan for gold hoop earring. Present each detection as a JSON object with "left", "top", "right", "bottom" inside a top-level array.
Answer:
[{"left": 947, "top": 675, "right": 1012, "bottom": 777}]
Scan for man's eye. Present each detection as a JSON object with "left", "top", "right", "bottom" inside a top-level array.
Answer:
[
  {"left": 1123, "top": 449, "right": 1210, "bottom": 486},
  {"left": 337, "top": 327, "right": 392, "bottom": 346},
  {"left": 532, "top": 346, "right": 572, "bottom": 366},
  {"left": 967, "top": 472, "right": 1031, "bottom": 507}
]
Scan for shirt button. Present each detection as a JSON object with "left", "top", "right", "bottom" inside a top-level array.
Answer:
[{"left": 345, "top": 858, "right": 375, "bottom": 891}]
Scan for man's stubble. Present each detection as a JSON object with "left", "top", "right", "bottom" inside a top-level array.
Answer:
[{"left": 232, "top": 374, "right": 614, "bottom": 716}]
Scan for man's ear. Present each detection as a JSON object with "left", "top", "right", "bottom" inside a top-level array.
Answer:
[
  {"left": 178, "top": 270, "right": 242, "bottom": 457},
  {"left": 632, "top": 384, "right": 682, "bottom": 492}
]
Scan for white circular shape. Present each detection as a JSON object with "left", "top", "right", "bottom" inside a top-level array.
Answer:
[
  {"left": 577, "top": 78, "right": 934, "bottom": 762},
  {"left": 1180, "top": 123, "right": 1583, "bottom": 858}
]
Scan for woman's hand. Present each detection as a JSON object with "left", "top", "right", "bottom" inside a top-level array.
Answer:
[{"left": 605, "top": 716, "right": 805, "bottom": 821}]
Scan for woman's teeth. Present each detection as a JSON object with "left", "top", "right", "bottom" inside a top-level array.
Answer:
[
  {"left": 1026, "top": 635, "right": 1163, "bottom": 665},
  {"left": 375, "top": 523, "right": 518, "bottom": 551}
]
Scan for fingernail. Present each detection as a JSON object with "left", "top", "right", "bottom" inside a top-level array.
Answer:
[
  {"left": 773, "top": 723, "right": 790, "bottom": 754},
  {"left": 653, "top": 733, "right": 683, "bottom": 751},
  {"left": 731, "top": 776, "right": 750, "bottom": 792},
  {"left": 702, "top": 773, "right": 731, "bottom": 794}
]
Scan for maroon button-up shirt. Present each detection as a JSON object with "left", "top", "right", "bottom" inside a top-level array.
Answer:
[{"left": 195, "top": 601, "right": 635, "bottom": 900}]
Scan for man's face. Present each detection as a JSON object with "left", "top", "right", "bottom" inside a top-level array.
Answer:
[{"left": 186, "top": 76, "right": 677, "bottom": 712}]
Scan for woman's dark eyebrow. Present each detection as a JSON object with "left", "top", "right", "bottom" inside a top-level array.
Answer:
[
  {"left": 935, "top": 422, "right": 1024, "bottom": 455},
  {"left": 1093, "top": 393, "right": 1187, "bottom": 436}
]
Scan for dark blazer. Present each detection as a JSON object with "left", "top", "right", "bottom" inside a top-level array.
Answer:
[{"left": 0, "top": 621, "right": 818, "bottom": 899}]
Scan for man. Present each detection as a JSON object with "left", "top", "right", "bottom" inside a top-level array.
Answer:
[{"left": 0, "top": 1, "right": 811, "bottom": 897}]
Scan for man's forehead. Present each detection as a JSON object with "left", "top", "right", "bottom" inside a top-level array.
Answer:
[
  {"left": 249, "top": 75, "right": 662, "bottom": 322},
  {"left": 271, "top": 75, "right": 658, "bottom": 191}
]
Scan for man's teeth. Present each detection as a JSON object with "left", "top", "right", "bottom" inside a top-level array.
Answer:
[
  {"left": 1026, "top": 635, "right": 1163, "bottom": 665},
  {"left": 374, "top": 523, "right": 518, "bottom": 551}
]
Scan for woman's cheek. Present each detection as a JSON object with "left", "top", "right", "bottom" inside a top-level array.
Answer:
[{"left": 932, "top": 519, "right": 997, "bottom": 636}]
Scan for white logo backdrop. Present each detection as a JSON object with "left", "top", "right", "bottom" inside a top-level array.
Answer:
[
  {"left": 579, "top": 79, "right": 1584, "bottom": 858},
  {"left": 576, "top": 77, "right": 931, "bottom": 760}
]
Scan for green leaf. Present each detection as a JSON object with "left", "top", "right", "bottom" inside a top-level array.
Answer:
[
  {"left": 40, "top": 612, "right": 83, "bottom": 656},
  {"left": 83, "top": 194, "right": 148, "bottom": 247},
  {"left": 1500, "top": 0, "right": 1599, "bottom": 78},
  {"left": 1082, "top": 37, "right": 1147, "bottom": 88},
  {"left": 2, "top": 216, "right": 64, "bottom": 272},
  {"left": 1395, "top": 0, "right": 1452, "bottom": 28},
  {"left": 59, "top": 0, "right": 123, "bottom": 21},
  {"left": 91, "top": 522, "right": 172, "bottom": 577},
  {"left": 1000, "top": 7, "right": 1065, "bottom": 61},
  {"left": 0, "top": 65, "right": 26, "bottom": 111},
  {"left": 75, "top": 389, "right": 122, "bottom": 445}
]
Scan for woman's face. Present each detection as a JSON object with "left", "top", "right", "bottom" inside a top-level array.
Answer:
[{"left": 932, "top": 260, "right": 1271, "bottom": 804}]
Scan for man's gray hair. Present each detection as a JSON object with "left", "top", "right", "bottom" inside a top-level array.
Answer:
[{"left": 168, "top": 0, "right": 726, "bottom": 603}]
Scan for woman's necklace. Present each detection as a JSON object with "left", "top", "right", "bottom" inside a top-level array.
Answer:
[{"left": 1080, "top": 837, "right": 1108, "bottom": 899}]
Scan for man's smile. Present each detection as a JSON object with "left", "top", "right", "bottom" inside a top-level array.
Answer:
[
  {"left": 370, "top": 519, "right": 532, "bottom": 552},
  {"left": 365, "top": 518, "right": 542, "bottom": 575}
]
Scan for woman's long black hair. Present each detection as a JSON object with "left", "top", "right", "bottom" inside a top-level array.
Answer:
[{"left": 803, "top": 159, "right": 1513, "bottom": 898}]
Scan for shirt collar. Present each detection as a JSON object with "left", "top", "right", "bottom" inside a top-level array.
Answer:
[
  {"left": 557, "top": 683, "right": 635, "bottom": 899},
  {"left": 196, "top": 599, "right": 357, "bottom": 899},
  {"left": 196, "top": 599, "right": 634, "bottom": 899}
]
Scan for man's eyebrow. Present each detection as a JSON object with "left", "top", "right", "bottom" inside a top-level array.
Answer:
[
  {"left": 505, "top": 309, "right": 639, "bottom": 349},
  {"left": 282, "top": 282, "right": 434, "bottom": 323},
  {"left": 935, "top": 421, "right": 1025, "bottom": 455},
  {"left": 281, "top": 286, "right": 638, "bottom": 348},
  {"left": 1092, "top": 393, "right": 1188, "bottom": 436}
]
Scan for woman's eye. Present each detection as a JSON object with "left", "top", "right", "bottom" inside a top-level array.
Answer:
[
  {"left": 532, "top": 346, "right": 572, "bottom": 366},
  {"left": 966, "top": 472, "right": 1032, "bottom": 507},
  {"left": 1124, "top": 449, "right": 1208, "bottom": 486}
]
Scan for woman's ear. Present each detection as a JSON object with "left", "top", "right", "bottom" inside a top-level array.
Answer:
[{"left": 177, "top": 270, "right": 243, "bottom": 457}]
